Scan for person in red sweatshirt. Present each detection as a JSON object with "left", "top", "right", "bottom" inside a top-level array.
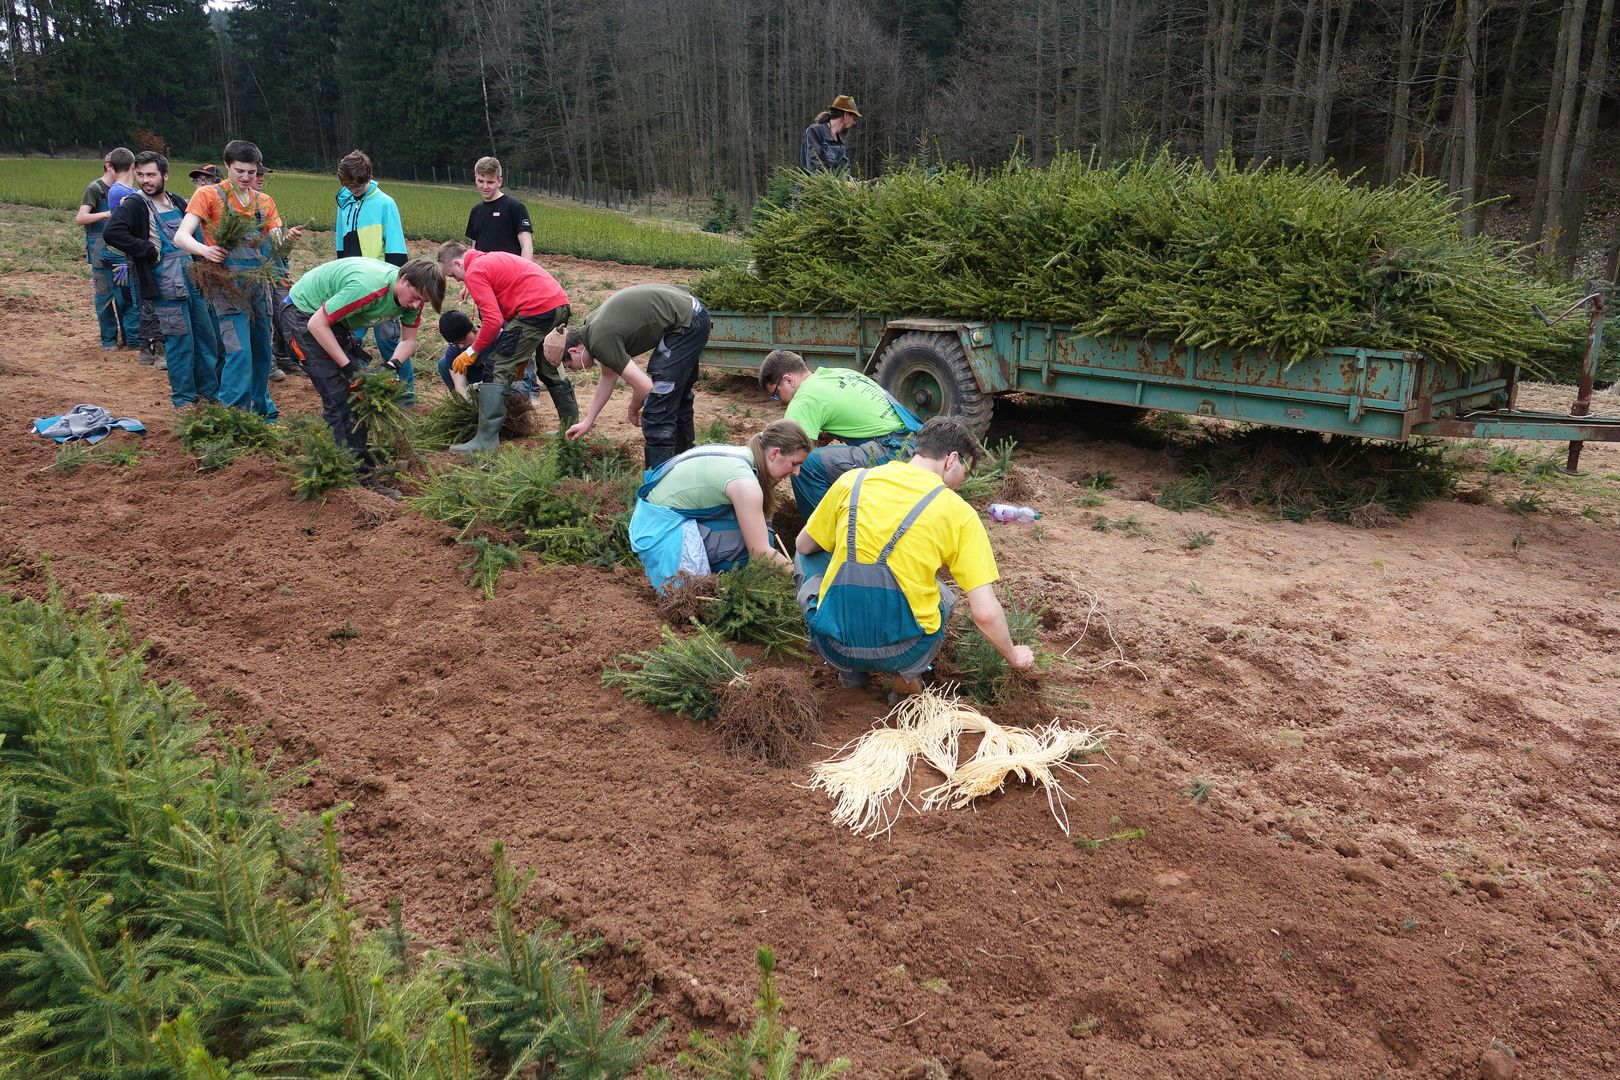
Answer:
[{"left": 435, "top": 241, "right": 574, "bottom": 453}]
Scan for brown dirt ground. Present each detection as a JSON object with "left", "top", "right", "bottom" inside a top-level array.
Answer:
[{"left": 4, "top": 214, "right": 1620, "bottom": 1079}]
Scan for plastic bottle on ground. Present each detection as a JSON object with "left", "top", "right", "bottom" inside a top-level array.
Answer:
[{"left": 987, "top": 503, "right": 1041, "bottom": 523}]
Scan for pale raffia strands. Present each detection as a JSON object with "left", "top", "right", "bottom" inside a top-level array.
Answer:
[{"left": 810, "top": 687, "right": 1113, "bottom": 838}]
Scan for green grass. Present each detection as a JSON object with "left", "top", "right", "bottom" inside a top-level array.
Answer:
[{"left": 0, "top": 158, "right": 742, "bottom": 269}]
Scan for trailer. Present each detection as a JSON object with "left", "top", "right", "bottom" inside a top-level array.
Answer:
[{"left": 699, "top": 298, "right": 1620, "bottom": 470}]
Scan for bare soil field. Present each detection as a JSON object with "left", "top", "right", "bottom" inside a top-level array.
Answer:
[{"left": 3, "top": 207, "right": 1618, "bottom": 1078}]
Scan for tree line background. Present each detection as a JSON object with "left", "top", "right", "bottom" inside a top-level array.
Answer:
[{"left": 2, "top": 0, "right": 1617, "bottom": 268}]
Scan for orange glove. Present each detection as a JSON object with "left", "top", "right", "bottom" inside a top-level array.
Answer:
[{"left": 450, "top": 348, "right": 478, "bottom": 375}]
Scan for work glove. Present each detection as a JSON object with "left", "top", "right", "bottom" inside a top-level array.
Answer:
[
  {"left": 450, "top": 348, "right": 478, "bottom": 376},
  {"left": 381, "top": 356, "right": 402, "bottom": 373},
  {"left": 344, "top": 362, "right": 368, "bottom": 394},
  {"left": 112, "top": 263, "right": 130, "bottom": 286}
]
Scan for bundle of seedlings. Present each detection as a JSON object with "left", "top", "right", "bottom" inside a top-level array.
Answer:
[
  {"left": 413, "top": 437, "right": 638, "bottom": 566},
  {"left": 459, "top": 535, "right": 524, "bottom": 599},
  {"left": 938, "top": 600, "right": 1051, "bottom": 713},
  {"left": 284, "top": 417, "right": 361, "bottom": 500},
  {"left": 350, "top": 369, "right": 415, "bottom": 463},
  {"left": 657, "top": 560, "right": 809, "bottom": 658},
  {"left": 810, "top": 687, "right": 1112, "bottom": 837},
  {"left": 604, "top": 626, "right": 821, "bottom": 763},
  {"left": 176, "top": 400, "right": 282, "bottom": 470},
  {"left": 186, "top": 203, "right": 268, "bottom": 307},
  {"left": 696, "top": 152, "right": 1585, "bottom": 376},
  {"left": 413, "top": 387, "right": 557, "bottom": 451}
]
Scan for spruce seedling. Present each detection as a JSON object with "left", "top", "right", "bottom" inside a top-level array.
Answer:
[
  {"left": 285, "top": 423, "right": 361, "bottom": 501},
  {"left": 459, "top": 537, "right": 522, "bottom": 600}
]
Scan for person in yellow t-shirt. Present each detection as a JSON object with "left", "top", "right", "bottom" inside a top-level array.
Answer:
[{"left": 794, "top": 415, "right": 1035, "bottom": 695}]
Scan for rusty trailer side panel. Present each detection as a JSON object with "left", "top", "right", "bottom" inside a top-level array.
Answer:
[{"left": 699, "top": 310, "right": 1591, "bottom": 442}]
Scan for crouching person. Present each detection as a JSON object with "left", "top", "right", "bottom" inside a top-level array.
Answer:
[
  {"left": 434, "top": 309, "right": 490, "bottom": 394},
  {"left": 103, "top": 152, "right": 219, "bottom": 409},
  {"left": 794, "top": 416, "right": 1034, "bottom": 695},
  {"left": 630, "top": 420, "right": 812, "bottom": 591},
  {"left": 758, "top": 348, "right": 923, "bottom": 516},
  {"left": 277, "top": 257, "right": 445, "bottom": 497}
]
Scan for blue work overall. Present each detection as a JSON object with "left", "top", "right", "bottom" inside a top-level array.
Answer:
[
  {"left": 210, "top": 184, "right": 277, "bottom": 419},
  {"left": 85, "top": 182, "right": 140, "bottom": 349},
  {"left": 145, "top": 195, "right": 220, "bottom": 408},
  {"left": 790, "top": 391, "right": 923, "bottom": 517},
  {"left": 629, "top": 446, "right": 762, "bottom": 591},
  {"left": 796, "top": 470, "right": 955, "bottom": 678}
]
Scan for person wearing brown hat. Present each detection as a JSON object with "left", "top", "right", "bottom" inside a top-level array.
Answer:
[
  {"left": 188, "top": 164, "right": 222, "bottom": 190},
  {"left": 801, "top": 94, "right": 861, "bottom": 175}
]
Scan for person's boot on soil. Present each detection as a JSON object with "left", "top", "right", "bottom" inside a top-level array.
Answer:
[
  {"left": 548, "top": 380, "right": 580, "bottom": 430},
  {"left": 360, "top": 474, "right": 402, "bottom": 499},
  {"left": 450, "top": 380, "right": 507, "bottom": 455}
]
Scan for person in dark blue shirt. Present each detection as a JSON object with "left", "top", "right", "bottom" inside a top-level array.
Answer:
[{"left": 800, "top": 94, "right": 861, "bottom": 175}]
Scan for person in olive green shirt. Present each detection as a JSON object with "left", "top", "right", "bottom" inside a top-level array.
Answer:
[
  {"left": 758, "top": 349, "right": 922, "bottom": 515},
  {"left": 278, "top": 256, "right": 445, "bottom": 496},
  {"left": 543, "top": 283, "right": 710, "bottom": 468}
]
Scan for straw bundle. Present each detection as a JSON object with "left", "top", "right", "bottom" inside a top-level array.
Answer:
[{"left": 809, "top": 688, "right": 1112, "bottom": 837}]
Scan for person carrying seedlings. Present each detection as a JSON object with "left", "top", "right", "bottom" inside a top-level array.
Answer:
[
  {"left": 436, "top": 241, "right": 574, "bottom": 452},
  {"left": 543, "top": 283, "right": 711, "bottom": 469},
  {"left": 277, "top": 257, "right": 445, "bottom": 497},
  {"left": 103, "top": 152, "right": 220, "bottom": 409},
  {"left": 800, "top": 95, "right": 860, "bottom": 175},
  {"left": 630, "top": 419, "right": 813, "bottom": 591},
  {"left": 758, "top": 349, "right": 922, "bottom": 516},
  {"left": 77, "top": 147, "right": 143, "bottom": 354},
  {"left": 174, "top": 139, "right": 286, "bottom": 420},
  {"left": 794, "top": 415, "right": 1034, "bottom": 696},
  {"left": 335, "top": 150, "right": 414, "bottom": 403}
]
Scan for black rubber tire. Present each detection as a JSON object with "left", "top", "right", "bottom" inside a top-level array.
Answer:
[{"left": 873, "top": 331, "right": 993, "bottom": 440}]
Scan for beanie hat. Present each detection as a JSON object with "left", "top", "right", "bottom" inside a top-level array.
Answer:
[{"left": 438, "top": 309, "right": 474, "bottom": 342}]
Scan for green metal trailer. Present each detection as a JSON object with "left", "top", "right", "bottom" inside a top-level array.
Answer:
[{"left": 699, "top": 305, "right": 1620, "bottom": 466}]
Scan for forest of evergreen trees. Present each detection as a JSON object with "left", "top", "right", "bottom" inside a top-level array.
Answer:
[{"left": 1, "top": 0, "right": 1615, "bottom": 267}]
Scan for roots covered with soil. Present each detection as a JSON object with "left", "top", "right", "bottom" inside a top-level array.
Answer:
[{"left": 714, "top": 667, "right": 822, "bottom": 765}]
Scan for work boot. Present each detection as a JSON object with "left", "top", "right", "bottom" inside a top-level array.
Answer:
[
  {"left": 268, "top": 366, "right": 286, "bottom": 382},
  {"left": 138, "top": 347, "right": 159, "bottom": 366},
  {"left": 548, "top": 381, "right": 580, "bottom": 429},
  {"left": 449, "top": 381, "right": 507, "bottom": 455}
]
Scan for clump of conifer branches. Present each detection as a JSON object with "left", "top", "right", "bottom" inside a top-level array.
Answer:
[{"left": 696, "top": 153, "right": 1584, "bottom": 376}]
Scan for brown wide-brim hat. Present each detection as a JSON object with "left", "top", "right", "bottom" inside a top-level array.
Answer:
[
  {"left": 188, "top": 165, "right": 222, "bottom": 182},
  {"left": 828, "top": 94, "right": 862, "bottom": 118}
]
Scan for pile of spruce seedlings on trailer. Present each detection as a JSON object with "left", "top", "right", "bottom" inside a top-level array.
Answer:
[{"left": 696, "top": 153, "right": 1585, "bottom": 376}]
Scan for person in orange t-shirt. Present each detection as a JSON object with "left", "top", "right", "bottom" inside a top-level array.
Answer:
[{"left": 175, "top": 139, "right": 286, "bottom": 419}]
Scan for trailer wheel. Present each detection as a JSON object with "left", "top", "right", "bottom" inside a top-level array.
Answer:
[{"left": 874, "top": 331, "right": 993, "bottom": 439}]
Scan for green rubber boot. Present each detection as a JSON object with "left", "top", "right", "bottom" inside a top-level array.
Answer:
[
  {"left": 548, "top": 380, "right": 580, "bottom": 429},
  {"left": 449, "top": 381, "right": 508, "bottom": 455}
]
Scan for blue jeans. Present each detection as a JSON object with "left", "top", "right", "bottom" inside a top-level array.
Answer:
[
  {"left": 156, "top": 288, "right": 221, "bottom": 408},
  {"left": 92, "top": 265, "right": 140, "bottom": 348},
  {"left": 216, "top": 291, "right": 277, "bottom": 420},
  {"left": 436, "top": 344, "right": 494, "bottom": 391}
]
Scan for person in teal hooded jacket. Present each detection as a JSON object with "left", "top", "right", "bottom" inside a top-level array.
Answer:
[{"left": 335, "top": 150, "right": 414, "bottom": 401}]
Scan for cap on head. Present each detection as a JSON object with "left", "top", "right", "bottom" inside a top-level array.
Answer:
[{"left": 188, "top": 164, "right": 223, "bottom": 183}]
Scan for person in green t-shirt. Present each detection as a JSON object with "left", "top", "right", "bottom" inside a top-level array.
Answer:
[
  {"left": 758, "top": 349, "right": 922, "bottom": 516},
  {"left": 278, "top": 257, "right": 445, "bottom": 496}
]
